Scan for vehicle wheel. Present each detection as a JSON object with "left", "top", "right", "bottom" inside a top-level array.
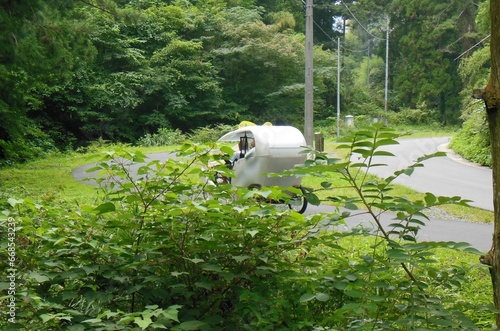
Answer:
[
  {"left": 288, "top": 186, "right": 308, "bottom": 214},
  {"left": 247, "top": 184, "right": 262, "bottom": 190}
]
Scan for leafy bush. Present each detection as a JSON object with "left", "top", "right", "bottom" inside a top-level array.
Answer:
[
  {"left": 0, "top": 127, "right": 57, "bottom": 166},
  {"left": 0, "top": 126, "right": 493, "bottom": 330},
  {"left": 385, "top": 106, "right": 439, "bottom": 126},
  {"left": 187, "top": 124, "right": 237, "bottom": 143},
  {"left": 450, "top": 110, "right": 491, "bottom": 166},
  {"left": 137, "top": 128, "right": 186, "bottom": 147}
]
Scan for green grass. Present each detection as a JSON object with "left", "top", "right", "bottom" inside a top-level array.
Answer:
[{"left": 0, "top": 145, "right": 178, "bottom": 205}]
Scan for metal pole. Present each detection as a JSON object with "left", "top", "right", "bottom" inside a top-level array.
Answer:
[
  {"left": 337, "top": 37, "right": 341, "bottom": 140},
  {"left": 384, "top": 16, "right": 389, "bottom": 112},
  {"left": 304, "top": 0, "right": 314, "bottom": 146}
]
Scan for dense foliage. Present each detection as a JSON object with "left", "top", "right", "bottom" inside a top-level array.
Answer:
[
  {"left": 451, "top": 0, "right": 492, "bottom": 166},
  {"left": 0, "top": 125, "right": 492, "bottom": 330},
  {"left": 0, "top": 0, "right": 487, "bottom": 164}
]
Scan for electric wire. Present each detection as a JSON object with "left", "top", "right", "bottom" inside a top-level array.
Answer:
[
  {"left": 454, "top": 34, "right": 491, "bottom": 61},
  {"left": 340, "top": 0, "right": 385, "bottom": 41}
]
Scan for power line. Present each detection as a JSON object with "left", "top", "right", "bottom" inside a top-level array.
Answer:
[
  {"left": 454, "top": 34, "right": 491, "bottom": 61},
  {"left": 313, "top": 19, "right": 336, "bottom": 42},
  {"left": 340, "top": 0, "right": 385, "bottom": 41}
]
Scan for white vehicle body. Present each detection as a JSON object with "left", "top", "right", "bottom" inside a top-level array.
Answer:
[{"left": 218, "top": 125, "right": 307, "bottom": 188}]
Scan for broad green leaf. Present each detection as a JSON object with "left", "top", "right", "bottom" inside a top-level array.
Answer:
[
  {"left": 85, "top": 166, "right": 102, "bottom": 173},
  {"left": 7, "top": 198, "right": 23, "bottom": 207},
  {"left": 424, "top": 192, "right": 437, "bottom": 206},
  {"left": 82, "top": 318, "right": 102, "bottom": 324},
  {"left": 374, "top": 138, "right": 399, "bottom": 147},
  {"left": 40, "top": 314, "right": 54, "bottom": 323},
  {"left": 135, "top": 316, "right": 153, "bottom": 330},
  {"left": 345, "top": 203, "right": 358, "bottom": 210},
  {"left": 344, "top": 290, "right": 363, "bottom": 298},
  {"left": 162, "top": 305, "right": 181, "bottom": 322},
  {"left": 232, "top": 255, "right": 251, "bottom": 262},
  {"left": 195, "top": 281, "right": 214, "bottom": 290},
  {"left": 202, "top": 264, "right": 223, "bottom": 272},
  {"left": 299, "top": 293, "right": 316, "bottom": 302},
  {"left": 53, "top": 237, "right": 67, "bottom": 246},
  {"left": 82, "top": 265, "right": 99, "bottom": 275},
  {"left": 315, "top": 292, "right": 330, "bottom": 302},
  {"left": 171, "top": 271, "right": 189, "bottom": 277},
  {"left": 345, "top": 274, "right": 357, "bottom": 281},
  {"left": 372, "top": 151, "right": 395, "bottom": 157},
  {"left": 93, "top": 202, "right": 115, "bottom": 215},
  {"left": 386, "top": 249, "right": 409, "bottom": 260},
  {"left": 246, "top": 230, "right": 259, "bottom": 237},
  {"left": 28, "top": 272, "right": 50, "bottom": 283},
  {"left": 320, "top": 181, "right": 332, "bottom": 189},
  {"left": 367, "top": 295, "right": 386, "bottom": 302},
  {"left": 305, "top": 193, "right": 320, "bottom": 206},
  {"left": 220, "top": 145, "right": 235, "bottom": 155}
]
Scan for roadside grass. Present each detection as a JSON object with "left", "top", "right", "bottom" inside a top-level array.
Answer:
[{"left": 0, "top": 145, "right": 178, "bottom": 205}]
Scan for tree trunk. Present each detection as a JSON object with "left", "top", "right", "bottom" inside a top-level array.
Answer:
[{"left": 479, "top": 0, "right": 500, "bottom": 327}]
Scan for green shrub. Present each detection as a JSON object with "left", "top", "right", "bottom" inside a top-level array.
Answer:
[
  {"left": 450, "top": 110, "right": 491, "bottom": 166},
  {"left": 187, "top": 124, "right": 237, "bottom": 143},
  {"left": 0, "top": 127, "right": 57, "bottom": 166},
  {"left": 137, "top": 128, "right": 186, "bottom": 147},
  {"left": 0, "top": 126, "right": 493, "bottom": 330},
  {"left": 386, "top": 107, "right": 439, "bottom": 126}
]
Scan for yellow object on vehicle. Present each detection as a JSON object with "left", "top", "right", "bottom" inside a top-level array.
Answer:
[{"left": 238, "top": 121, "right": 257, "bottom": 128}]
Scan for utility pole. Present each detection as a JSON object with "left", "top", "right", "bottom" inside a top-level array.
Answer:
[
  {"left": 304, "top": 0, "right": 314, "bottom": 146},
  {"left": 337, "top": 37, "right": 341, "bottom": 140},
  {"left": 384, "top": 16, "right": 390, "bottom": 112}
]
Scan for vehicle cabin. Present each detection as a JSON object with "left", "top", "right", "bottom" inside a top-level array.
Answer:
[{"left": 218, "top": 125, "right": 307, "bottom": 188}]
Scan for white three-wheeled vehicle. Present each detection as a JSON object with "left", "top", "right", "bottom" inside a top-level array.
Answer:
[{"left": 216, "top": 124, "right": 308, "bottom": 213}]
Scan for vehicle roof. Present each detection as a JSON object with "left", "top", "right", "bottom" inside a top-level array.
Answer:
[{"left": 218, "top": 125, "right": 306, "bottom": 150}]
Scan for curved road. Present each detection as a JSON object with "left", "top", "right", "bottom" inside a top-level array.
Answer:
[
  {"left": 72, "top": 138, "right": 494, "bottom": 252},
  {"left": 363, "top": 136, "right": 493, "bottom": 211}
]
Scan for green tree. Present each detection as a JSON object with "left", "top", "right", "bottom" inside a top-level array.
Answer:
[
  {"left": 388, "top": 0, "right": 479, "bottom": 123},
  {"left": 211, "top": 11, "right": 305, "bottom": 125},
  {"left": 452, "top": 0, "right": 491, "bottom": 165}
]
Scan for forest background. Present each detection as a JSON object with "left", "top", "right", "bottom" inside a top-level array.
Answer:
[{"left": 0, "top": 0, "right": 492, "bottom": 165}]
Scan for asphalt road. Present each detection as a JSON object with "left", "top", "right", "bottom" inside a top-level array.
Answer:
[
  {"left": 363, "top": 136, "right": 493, "bottom": 211},
  {"left": 343, "top": 136, "right": 493, "bottom": 251},
  {"left": 72, "top": 139, "right": 494, "bottom": 252}
]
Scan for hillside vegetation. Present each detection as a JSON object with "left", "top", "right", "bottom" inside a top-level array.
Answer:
[{"left": 0, "top": 0, "right": 490, "bottom": 165}]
